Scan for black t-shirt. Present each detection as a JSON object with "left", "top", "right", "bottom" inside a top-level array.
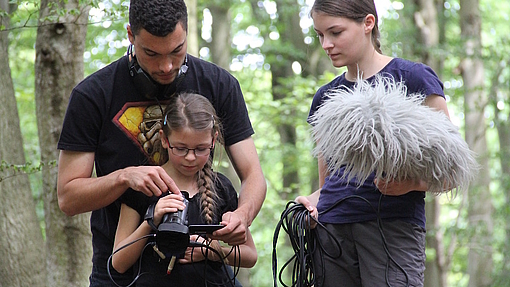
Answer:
[
  {"left": 57, "top": 54, "right": 253, "bottom": 279},
  {"left": 119, "top": 172, "right": 238, "bottom": 286}
]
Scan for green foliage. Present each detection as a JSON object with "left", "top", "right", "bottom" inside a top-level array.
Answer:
[
  {"left": 84, "top": 0, "right": 129, "bottom": 73},
  {"left": 0, "top": 160, "right": 56, "bottom": 181},
  {"left": 234, "top": 65, "right": 338, "bottom": 285},
  {"left": 4, "top": 0, "right": 510, "bottom": 285},
  {"left": 1, "top": 1, "right": 39, "bottom": 31}
]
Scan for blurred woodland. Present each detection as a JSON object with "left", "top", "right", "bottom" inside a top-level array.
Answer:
[{"left": 1, "top": 0, "right": 509, "bottom": 286}]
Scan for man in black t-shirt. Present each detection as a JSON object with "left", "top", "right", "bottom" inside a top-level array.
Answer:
[{"left": 56, "top": 0, "right": 266, "bottom": 286}]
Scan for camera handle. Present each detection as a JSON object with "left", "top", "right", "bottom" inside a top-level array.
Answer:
[{"left": 144, "top": 201, "right": 159, "bottom": 231}]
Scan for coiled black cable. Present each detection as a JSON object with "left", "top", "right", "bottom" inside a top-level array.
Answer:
[
  {"left": 272, "top": 201, "right": 342, "bottom": 287},
  {"left": 272, "top": 195, "right": 410, "bottom": 287}
]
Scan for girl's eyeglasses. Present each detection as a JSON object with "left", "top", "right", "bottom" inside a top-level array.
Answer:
[{"left": 167, "top": 144, "right": 213, "bottom": 157}]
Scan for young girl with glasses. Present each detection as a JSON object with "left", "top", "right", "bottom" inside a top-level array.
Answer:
[{"left": 111, "top": 92, "right": 257, "bottom": 286}]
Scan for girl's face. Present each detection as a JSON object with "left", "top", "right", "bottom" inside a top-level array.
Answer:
[
  {"left": 162, "top": 127, "right": 215, "bottom": 178},
  {"left": 312, "top": 11, "right": 373, "bottom": 68}
]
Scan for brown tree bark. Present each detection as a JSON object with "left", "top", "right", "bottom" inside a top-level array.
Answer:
[
  {"left": 459, "top": 0, "right": 493, "bottom": 286},
  {"left": 490, "top": 62, "right": 510, "bottom": 282},
  {"left": 34, "top": 1, "right": 91, "bottom": 286},
  {"left": 413, "top": 0, "right": 448, "bottom": 286},
  {"left": 209, "top": 4, "right": 231, "bottom": 69},
  {"left": 0, "top": 1, "right": 47, "bottom": 286},
  {"left": 269, "top": 0, "right": 308, "bottom": 198}
]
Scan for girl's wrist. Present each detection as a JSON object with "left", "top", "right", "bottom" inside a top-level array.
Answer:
[{"left": 209, "top": 240, "right": 228, "bottom": 264}]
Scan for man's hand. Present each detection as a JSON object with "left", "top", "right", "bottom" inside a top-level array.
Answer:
[
  {"left": 211, "top": 210, "right": 248, "bottom": 246},
  {"left": 121, "top": 165, "right": 181, "bottom": 197},
  {"left": 57, "top": 150, "right": 181, "bottom": 216}
]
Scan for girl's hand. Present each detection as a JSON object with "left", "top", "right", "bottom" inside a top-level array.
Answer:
[
  {"left": 295, "top": 195, "right": 319, "bottom": 229},
  {"left": 179, "top": 235, "right": 220, "bottom": 264},
  {"left": 153, "top": 194, "right": 186, "bottom": 226},
  {"left": 374, "top": 178, "right": 428, "bottom": 196}
]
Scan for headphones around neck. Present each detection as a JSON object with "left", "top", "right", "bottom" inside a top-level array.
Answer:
[{"left": 127, "top": 44, "right": 188, "bottom": 100}]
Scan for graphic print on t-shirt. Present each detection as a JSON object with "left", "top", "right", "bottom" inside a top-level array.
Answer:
[{"left": 113, "top": 102, "right": 169, "bottom": 165}]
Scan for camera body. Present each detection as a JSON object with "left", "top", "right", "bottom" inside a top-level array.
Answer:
[
  {"left": 156, "top": 196, "right": 190, "bottom": 256},
  {"left": 144, "top": 192, "right": 226, "bottom": 257}
]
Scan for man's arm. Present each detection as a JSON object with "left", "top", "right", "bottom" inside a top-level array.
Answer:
[
  {"left": 213, "top": 137, "right": 266, "bottom": 245},
  {"left": 227, "top": 137, "right": 267, "bottom": 226},
  {"left": 57, "top": 150, "right": 180, "bottom": 216},
  {"left": 227, "top": 137, "right": 266, "bottom": 225}
]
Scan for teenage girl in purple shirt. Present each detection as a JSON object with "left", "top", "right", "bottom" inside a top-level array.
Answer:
[{"left": 296, "top": 0, "right": 451, "bottom": 286}]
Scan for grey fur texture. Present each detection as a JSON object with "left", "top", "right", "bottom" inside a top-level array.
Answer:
[{"left": 310, "top": 76, "right": 478, "bottom": 194}]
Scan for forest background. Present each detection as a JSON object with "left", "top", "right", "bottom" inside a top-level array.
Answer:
[{"left": 0, "top": 0, "right": 509, "bottom": 286}]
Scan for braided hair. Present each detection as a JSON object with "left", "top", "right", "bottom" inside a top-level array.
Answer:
[{"left": 161, "top": 92, "right": 224, "bottom": 224}]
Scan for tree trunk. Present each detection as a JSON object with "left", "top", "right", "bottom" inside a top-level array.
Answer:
[
  {"left": 489, "top": 62, "right": 509, "bottom": 283},
  {"left": 459, "top": 0, "right": 493, "bottom": 286},
  {"left": 494, "top": 86, "right": 510, "bottom": 284},
  {"left": 34, "top": 1, "right": 91, "bottom": 286},
  {"left": 424, "top": 196, "right": 447, "bottom": 287},
  {"left": 413, "top": 0, "right": 448, "bottom": 286},
  {"left": 209, "top": 4, "right": 231, "bottom": 69},
  {"left": 184, "top": 0, "right": 198, "bottom": 57},
  {"left": 208, "top": 1, "right": 240, "bottom": 192},
  {"left": 0, "top": 1, "right": 47, "bottom": 286},
  {"left": 270, "top": 0, "right": 307, "bottom": 198},
  {"left": 208, "top": 2, "right": 253, "bottom": 285}
]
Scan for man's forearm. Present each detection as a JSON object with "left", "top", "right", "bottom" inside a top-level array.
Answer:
[
  {"left": 58, "top": 169, "right": 129, "bottom": 216},
  {"left": 236, "top": 174, "right": 267, "bottom": 226}
]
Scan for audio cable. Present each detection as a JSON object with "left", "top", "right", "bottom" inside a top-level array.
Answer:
[
  {"left": 272, "top": 194, "right": 410, "bottom": 287},
  {"left": 272, "top": 201, "right": 342, "bottom": 287},
  {"left": 107, "top": 234, "right": 240, "bottom": 287}
]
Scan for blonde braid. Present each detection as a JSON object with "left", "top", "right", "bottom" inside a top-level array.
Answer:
[
  {"left": 197, "top": 158, "right": 229, "bottom": 263},
  {"left": 197, "top": 158, "right": 219, "bottom": 224}
]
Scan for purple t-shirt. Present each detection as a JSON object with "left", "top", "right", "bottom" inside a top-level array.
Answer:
[{"left": 308, "top": 58, "right": 445, "bottom": 229}]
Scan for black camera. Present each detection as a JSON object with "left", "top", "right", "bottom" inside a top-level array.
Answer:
[
  {"left": 145, "top": 193, "right": 190, "bottom": 257},
  {"left": 144, "top": 192, "right": 226, "bottom": 257},
  {"left": 157, "top": 196, "right": 189, "bottom": 255}
]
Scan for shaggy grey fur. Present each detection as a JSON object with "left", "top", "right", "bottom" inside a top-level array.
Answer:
[{"left": 310, "top": 76, "right": 478, "bottom": 194}]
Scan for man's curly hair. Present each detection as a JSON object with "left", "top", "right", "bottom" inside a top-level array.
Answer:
[{"left": 129, "top": 0, "right": 188, "bottom": 37}]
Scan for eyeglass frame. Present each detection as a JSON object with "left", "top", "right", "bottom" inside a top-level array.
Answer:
[{"left": 167, "top": 142, "right": 214, "bottom": 157}]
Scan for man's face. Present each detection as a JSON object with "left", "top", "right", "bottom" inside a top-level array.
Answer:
[{"left": 127, "top": 23, "right": 188, "bottom": 85}]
